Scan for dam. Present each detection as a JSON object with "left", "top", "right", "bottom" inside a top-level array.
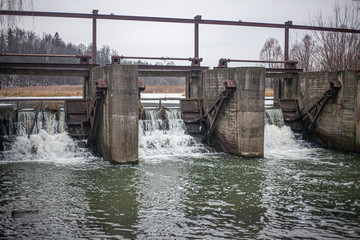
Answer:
[
  {"left": 0, "top": 9, "right": 359, "bottom": 239},
  {"left": 0, "top": 92, "right": 359, "bottom": 239}
]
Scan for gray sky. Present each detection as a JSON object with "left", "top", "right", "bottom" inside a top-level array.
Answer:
[{"left": 14, "top": 0, "right": 356, "bottom": 66}]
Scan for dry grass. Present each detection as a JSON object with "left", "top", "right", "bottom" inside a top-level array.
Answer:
[
  {"left": 143, "top": 85, "right": 185, "bottom": 93},
  {"left": 0, "top": 85, "right": 83, "bottom": 97},
  {"left": 0, "top": 84, "right": 274, "bottom": 97}
]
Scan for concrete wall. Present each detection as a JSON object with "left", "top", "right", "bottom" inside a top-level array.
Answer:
[
  {"left": 296, "top": 71, "right": 360, "bottom": 153},
  {"left": 201, "top": 67, "right": 265, "bottom": 157},
  {"left": 90, "top": 65, "right": 139, "bottom": 164}
]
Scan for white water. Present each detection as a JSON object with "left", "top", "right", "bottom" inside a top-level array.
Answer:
[
  {"left": 18, "top": 109, "right": 66, "bottom": 135},
  {"left": 264, "top": 108, "right": 318, "bottom": 160},
  {"left": 139, "top": 108, "right": 212, "bottom": 161},
  {"left": 2, "top": 100, "right": 318, "bottom": 163},
  {"left": 1, "top": 109, "right": 92, "bottom": 163}
]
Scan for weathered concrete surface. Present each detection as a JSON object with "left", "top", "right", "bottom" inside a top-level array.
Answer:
[
  {"left": 186, "top": 71, "right": 203, "bottom": 99},
  {"left": 202, "top": 67, "right": 265, "bottom": 157},
  {"left": 90, "top": 65, "right": 138, "bottom": 164},
  {"left": 296, "top": 71, "right": 360, "bottom": 153}
]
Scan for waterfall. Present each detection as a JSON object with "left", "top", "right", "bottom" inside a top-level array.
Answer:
[
  {"left": 265, "top": 108, "right": 285, "bottom": 126},
  {"left": 264, "top": 108, "right": 317, "bottom": 160},
  {"left": 139, "top": 108, "right": 212, "bottom": 160},
  {"left": 17, "top": 109, "right": 66, "bottom": 135},
  {"left": 1, "top": 108, "right": 91, "bottom": 162}
]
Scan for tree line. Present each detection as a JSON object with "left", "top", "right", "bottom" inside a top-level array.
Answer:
[
  {"left": 260, "top": 2, "right": 359, "bottom": 72},
  {"left": 0, "top": 28, "right": 120, "bottom": 86},
  {"left": 0, "top": 28, "right": 183, "bottom": 87}
]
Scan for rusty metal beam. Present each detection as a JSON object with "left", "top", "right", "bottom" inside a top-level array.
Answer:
[
  {"left": 0, "top": 97, "right": 82, "bottom": 102},
  {"left": 0, "top": 53, "right": 92, "bottom": 58},
  {"left": 0, "top": 62, "right": 99, "bottom": 69},
  {"left": 225, "top": 59, "right": 297, "bottom": 64},
  {"left": 194, "top": 15, "right": 201, "bottom": 59},
  {"left": 92, "top": 10, "right": 98, "bottom": 64},
  {"left": 284, "top": 21, "right": 291, "bottom": 61},
  {"left": 137, "top": 65, "right": 208, "bottom": 71},
  {"left": 1, "top": 10, "right": 359, "bottom": 33},
  {"left": 0, "top": 68, "right": 89, "bottom": 77},
  {"left": 114, "top": 55, "right": 201, "bottom": 62}
]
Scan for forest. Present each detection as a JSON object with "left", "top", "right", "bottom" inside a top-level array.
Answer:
[{"left": 0, "top": 28, "right": 184, "bottom": 87}]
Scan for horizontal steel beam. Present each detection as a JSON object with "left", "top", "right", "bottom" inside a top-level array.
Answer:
[
  {"left": 115, "top": 55, "right": 201, "bottom": 61},
  {"left": 1, "top": 10, "right": 359, "bottom": 33},
  {"left": 0, "top": 68, "right": 89, "bottom": 77},
  {"left": 0, "top": 62, "right": 99, "bottom": 69},
  {"left": 226, "top": 59, "right": 298, "bottom": 64},
  {"left": 137, "top": 65, "right": 209, "bottom": 71},
  {"left": 0, "top": 97, "right": 82, "bottom": 102},
  {"left": 0, "top": 53, "right": 91, "bottom": 58}
]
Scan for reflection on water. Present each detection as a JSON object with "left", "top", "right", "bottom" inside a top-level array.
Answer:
[{"left": 0, "top": 110, "right": 360, "bottom": 239}]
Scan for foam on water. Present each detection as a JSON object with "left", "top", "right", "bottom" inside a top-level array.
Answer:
[
  {"left": 139, "top": 108, "right": 212, "bottom": 161},
  {"left": 2, "top": 130, "right": 91, "bottom": 163},
  {"left": 1, "top": 109, "right": 92, "bottom": 164},
  {"left": 3, "top": 102, "right": 319, "bottom": 163},
  {"left": 264, "top": 124, "right": 318, "bottom": 160}
]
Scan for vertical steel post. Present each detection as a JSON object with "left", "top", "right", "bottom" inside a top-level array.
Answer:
[
  {"left": 194, "top": 15, "right": 201, "bottom": 59},
  {"left": 284, "top": 21, "right": 292, "bottom": 62},
  {"left": 92, "top": 10, "right": 99, "bottom": 64}
]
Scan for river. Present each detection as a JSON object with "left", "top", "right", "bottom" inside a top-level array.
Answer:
[{"left": 0, "top": 98, "right": 359, "bottom": 239}]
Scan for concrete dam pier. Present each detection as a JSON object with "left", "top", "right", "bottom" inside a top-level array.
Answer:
[{"left": 87, "top": 65, "right": 139, "bottom": 164}]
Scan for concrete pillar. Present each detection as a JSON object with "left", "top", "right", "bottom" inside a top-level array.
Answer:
[
  {"left": 202, "top": 67, "right": 265, "bottom": 157},
  {"left": 90, "top": 65, "right": 138, "bottom": 164}
]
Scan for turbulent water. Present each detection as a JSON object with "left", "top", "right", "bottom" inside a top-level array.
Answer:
[{"left": 0, "top": 107, "right": 359, "bottom": 239}]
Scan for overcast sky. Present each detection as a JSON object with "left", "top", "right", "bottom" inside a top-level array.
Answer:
[{"left": 14, "top": 0, "right": 357, "bottom": 67}]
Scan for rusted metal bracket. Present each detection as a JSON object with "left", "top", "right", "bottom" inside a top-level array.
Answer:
[
  {"left": 87, "top": 79, "right": 108, "bottom": 147},
  {"left": 203, "top": 80, "right": 236, "bottom": 143},
  {"left": 300, "top": 80, "right": 341, "bottom": 130},
  {"left": 138, "top": 80, "right": 146, "bottom": 94},
  {"left": 180, "top": 80, "right": 236, "bottom": 140}
]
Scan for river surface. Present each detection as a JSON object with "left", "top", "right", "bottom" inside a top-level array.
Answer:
[{"left": 0, "top": 103, "right": 359, "bottom": 239}]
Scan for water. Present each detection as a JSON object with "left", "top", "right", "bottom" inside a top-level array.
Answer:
[{"left": 0, "top": 106, "right": 359, "bottom": 239}]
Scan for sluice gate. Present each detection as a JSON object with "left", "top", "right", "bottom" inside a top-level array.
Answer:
[{"left": 0, "top": 56, "right": 359, "bottom": 163}]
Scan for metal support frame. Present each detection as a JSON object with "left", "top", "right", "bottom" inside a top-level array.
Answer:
[
  {"left": 110, "top": 55, "right": 203, "bottom": 65},
  {"left": 300, "top": 80, "right": 342, "bottom": 130},
  {"left": 87, "top": 78, "right": 107, "bottom": 147},
  {"left": 92, "top": 10, "right": 98, "bottom": 64},
  {"left": 194, "top": 15, "right": 201, "bottom": 59},
  {"left": 1, "top": 10, "right": 359, "bottom": 69},
  {"left": 284, "top": 21, "right": 292, "bottom": 62},
  {"left": 203, "top": 80, "right": 236, "bottom": 143},
  {"left": 217, "top": 58, "right": 298, "bottom": 69}
]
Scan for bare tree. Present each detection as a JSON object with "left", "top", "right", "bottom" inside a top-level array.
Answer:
[
  {"left": 290, "top": 34, "right": 317, "bottom": 72},
  {"left": 310, "top": 2, "right": 360, "bottom": 71},
  {"left": 259, "top": 37, "right": 283, "bottom": 68},
  {"left": 0, "top": 0, "right": 33, "bottom": 27}
]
